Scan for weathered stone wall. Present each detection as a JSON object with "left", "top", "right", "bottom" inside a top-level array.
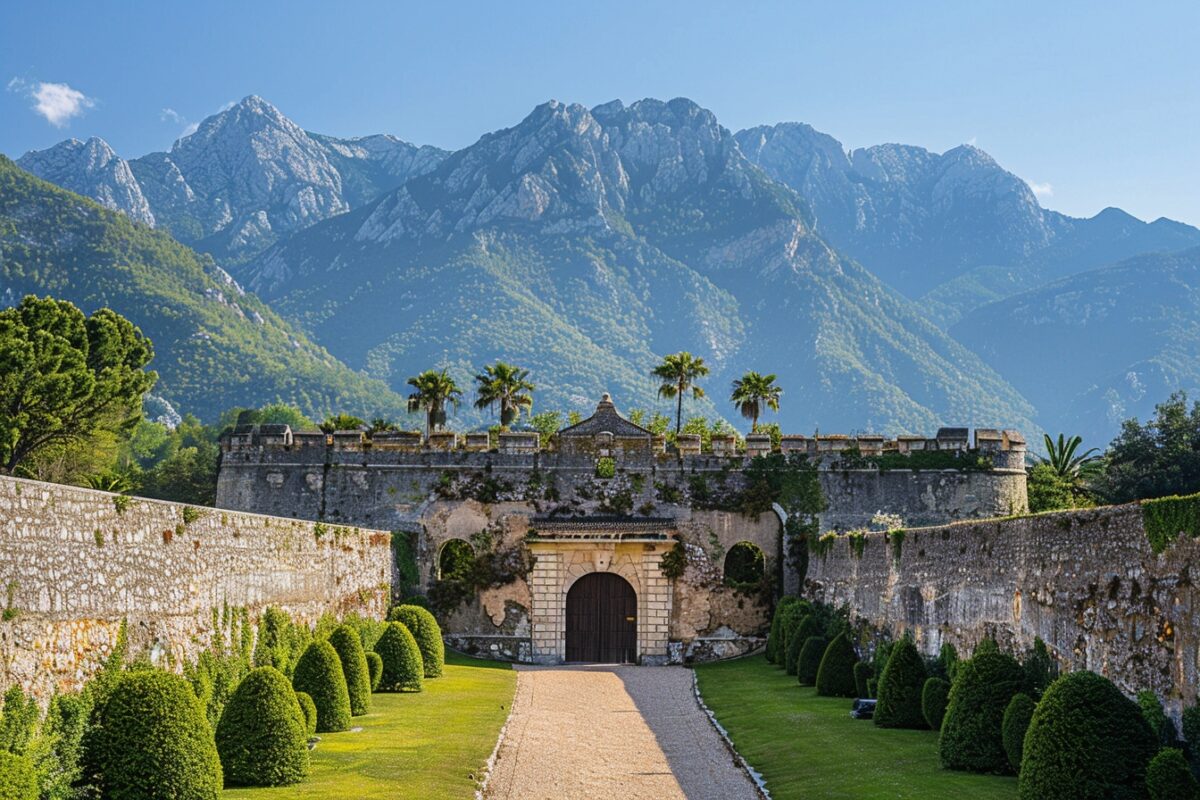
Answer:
[
  {"left": 805, "top": 504, "right": 1199, "bottom": 716},
  {"left": 0, "top": 476, "right": 392, "bottom": 702}
]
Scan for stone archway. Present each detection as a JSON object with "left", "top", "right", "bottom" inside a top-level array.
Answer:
[{"left": 565, "top": 572, "right": 637, "bottom": 663}]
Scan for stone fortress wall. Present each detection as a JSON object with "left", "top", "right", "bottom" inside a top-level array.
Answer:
[
  {"left": 0, "top": 475, "right": 392, "bottom": 702},
  {"left": 805, "top": 504, "right": 1200, "bottom": 717}
]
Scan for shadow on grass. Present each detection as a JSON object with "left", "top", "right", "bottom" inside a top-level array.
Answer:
[{"left": 444, "top": 647, "right": 515, "bottom": 670}]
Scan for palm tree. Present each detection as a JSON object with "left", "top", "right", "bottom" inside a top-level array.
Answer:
[
  {"left": 652, "top": 351, "right": 710, "bottom": 434},
  {"left": 473, "top": 362, "right": 535, "bottom": 430},
  {"left": 730, "top": 372, "right": 782, "bottom": 432},
  {"left": 319, "top": 413, "right": 366, "bottom": 433},
  {"left": 1037, "top": 433, "right": 1103, "bottom": 487},
  {"left": 406, "top": 369, "right": 463, "bottom": 439}
]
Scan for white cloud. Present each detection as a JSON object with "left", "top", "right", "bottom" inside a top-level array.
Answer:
[
  {"left": 1028, "top": 181, "right": 1054, "bottom": 199},
  {"left": 161, "top": 107, "right": 199, "bottom": 138},
  {"left": 967, "top": 136, "right": 978, "bottom": 146},
  {"left": 7, "top": 78, "right": 95, "bottom": 127}
]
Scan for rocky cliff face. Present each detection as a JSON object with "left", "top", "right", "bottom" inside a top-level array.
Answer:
[{"left": 17, "top": 137, "right": 156, "bottom": 226}]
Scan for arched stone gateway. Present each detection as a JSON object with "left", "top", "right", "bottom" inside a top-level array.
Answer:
[{"left": 565, "top": 572, "right": 637, "bottom": 663}]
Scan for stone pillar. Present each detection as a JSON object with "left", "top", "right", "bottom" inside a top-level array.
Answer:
[
  {"left": 527, "top": 545, "right": 562, "bottom": 664},
  {"left": 640, "top": 544, "right": 672, "bottom": 665}
]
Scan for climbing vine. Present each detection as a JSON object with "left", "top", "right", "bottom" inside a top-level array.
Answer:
[{"left": 1142, "top": 492, "right": 1200, "bottom": 553}]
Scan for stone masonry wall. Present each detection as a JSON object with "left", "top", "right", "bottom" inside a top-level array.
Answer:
[
  {"left": 805, "top": 504, "right": 1200, "bottom": 716},
  {"left": 0, "top": 476, "right": 392, "bottom": 702}
]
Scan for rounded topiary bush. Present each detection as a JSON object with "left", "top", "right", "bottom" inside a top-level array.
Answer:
[
  {"left": 1146, "top": 748, "right": 1199, "bottom": 800},
  {"left": 291, "top": 641, "right": 351, "bottom": 733},
  {"left": 89, "top": 670, "right": 222, "bottom": 799},
  {"left": 786, "top": 615, "right": 821, "bottom": 677},
  {"left": 215, "top": 666, "right": 309, "bottom": 787},
  {"left": 939, "top": 650, "right": 1026, "bottom": 773},
  {"left": 1002, "top": 693, "right": 1036, "bottom": 773},
  {"left": 294, "top": 691, "right": 317, "bottom": 737},
  {"left": 0, "top": 752, "right": 37, "bottom": 800},
  {"left": 922, "top": 676, "right": 951, "bottom": 731},
  {"left": 328, "top": 624, "right": 372, "bottom": 716},
  {"left": 815, "top": 632, "right": 859, "bottom": 697},
  {"left": 374, "top": 622, "right": 424, "bottom": 692},
  {"left": 854, "top": 661, "right": 874, "bottom": 698},
  {"left": 874, "top": 638, "right": 928, "bottom": 729},
  {"left": 388, "top": 605, "right": 444, "bottom": 678},
  {"left": 1019, "top": 670, "right": 1158, "bottom": 800},
  {"left": 797, "top": 637, "right": 829, "bottom": 686},
  {"left": 766, "top": 597, "right": 801, "bottom": 664},
  {"left": 366, "top": 651, "right": 383, "bottom": 692}
]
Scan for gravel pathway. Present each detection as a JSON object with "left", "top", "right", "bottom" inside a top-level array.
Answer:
[{"left": 484, "top": 664, "right": 759, "bottom": 800}]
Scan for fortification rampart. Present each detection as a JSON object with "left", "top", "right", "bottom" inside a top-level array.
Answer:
[
  {"left": 0, "top": 475, "right": 392, "bottom": 702},
  {"left": 805, "top": 504, "right": 1200, "bottom": 716}
]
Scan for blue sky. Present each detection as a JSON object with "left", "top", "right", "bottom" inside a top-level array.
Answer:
[{"left": 2, "top": 1, "right": 1197, "bottom": 225}]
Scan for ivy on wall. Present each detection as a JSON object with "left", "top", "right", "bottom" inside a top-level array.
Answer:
[{"left": 1142, "top": 492, "right": 1200, "bottom": 553}]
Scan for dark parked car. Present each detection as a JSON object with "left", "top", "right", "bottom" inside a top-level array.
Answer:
[{"left": 850, "top": 698, "right": 876, "bottom": 719}]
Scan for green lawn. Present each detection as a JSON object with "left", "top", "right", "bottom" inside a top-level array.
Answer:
[
  {"left": 695, "top": 655, "right": 1018, "bottom": 800},
  {"left": 225, "top": 652, "right": 515, "bottom": 800}
]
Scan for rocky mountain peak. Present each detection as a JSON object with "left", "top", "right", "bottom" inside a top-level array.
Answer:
[{"left": 17, "top": 136, "right": 156, "bottom": 226}]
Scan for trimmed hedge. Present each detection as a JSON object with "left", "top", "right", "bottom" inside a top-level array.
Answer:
[
  {"left": 329, "top": 625, "right": 372, "bottom": 716},
  {"left": 291, "top": 641, "right": 352, "bottom": 733},
  {"left": 1002, "top": 693, "right": 1036, "bottom": 773},
  {"left": 797, "top": 637, "right": 829, "bottom": 686},
  {"left": 366, "top": 652, "right": 383, "bottom": 692},
  {"left": 88, "top": 670, "right": 222, "bottom": 799},
  {"left": 1019, "top": 670, "right": 1158, "bottom": 800},
  {"left": 766, "top": 597, "right": 801, "bottom": 664},
  {"left": 874, "top": 638, "right": 928, "bottom": 729},
  {"left": 1146, "top": 748, "right": 1199, "bottom": 800},
  {"left": 939, "top": 650, "right": 1026, "bottom": 773},
  {"left": 786, "top": 615, "right": 822, "bottom": 676},
  {"left": 216, "top": 666, "right": 309, "bottom": 787},
  {"left": 854, "top": 661, "right": 873, "bottom": 698},
  {"left": 1140, "top": 691, "right": 1179, "bottom": 748},
  {"left": 374, "top": 622, "right": 424, "bottom": 692},
  {"left": 922, "top": 677, "right": 951, "bottom": 731},
  {"left": 388, "top": 605, "right": 445, "bottom": 678},
  {"left": 0, "top": 752, "right": 37, "bottom": 800},
  {"left": 938, "top": 643, "right": 960, "bottom": 682},
  {"left": 294, "top": 691, "right": 317, "bottom": 737},
  {"left": 815, "top": 632, "right": 859, "bottom": 697}
]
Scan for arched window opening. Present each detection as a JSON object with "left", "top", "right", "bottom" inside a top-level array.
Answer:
[
  {"left": 723, "top": 541, "right": 766, "bottom": 590},
  {"left": 438, "top": 539, "right": 475, "bottom": 581}
]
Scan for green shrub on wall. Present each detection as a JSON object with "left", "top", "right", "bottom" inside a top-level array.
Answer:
[
  {"left": 373, "top": 622, "right": 424, "bottom": 692},
  {"left": 1146, "top": 748, "right": 1199, "bottom": 800},
  {"left": 215, "top": 666, "right": 310, "bottom": 787},
  {"left": 939, "top": 649, "right": 1026, "bottom": 773},
  {"left": 796, "top": 637, "right": 829, "bottom": 686},
  {"left": 328, "top": 625, "right": 372, "bottom": 716},
  {"left": 291, "top": 642, "right": 351, "bottom": 733},
  {"left": 1001, "top": 693, "right": 1036, "bottom": 773},
  {"left": 388, "top": 605, "right": 444, "bottom": 678},
  {"left": 922, "top": 677, "right": 951, "bottom": 731},
  {"left": 815, "top": 632, "right": 859, "bottom": 697},
  {"left": 874, "top": 638, "right": 927, "bottom": 729},
  {"left": 1142, "top": 492, "right": 1200, "bottom": 553},
  {"left": 1019, "top": 671, "right": 1157, "bottom": 800}
]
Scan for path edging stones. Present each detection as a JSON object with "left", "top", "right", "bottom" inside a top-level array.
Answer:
[
  {"left": 690, "top": 668, "right": 772, "bottom": 800},
  {"left": 475, "top": 665, "right": 519, "bottom": 800}
]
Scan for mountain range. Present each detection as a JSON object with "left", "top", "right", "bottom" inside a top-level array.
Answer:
[{"left": 8, "top": 95, "right": 1199, "bottom": 443}]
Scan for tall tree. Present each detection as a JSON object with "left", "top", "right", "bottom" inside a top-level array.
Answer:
[
  {"left": 0, "top": 296, "right": 155, "bottom": 474},
  {"left": 730, "top": 371, "right": 782, "bottom": 433},
  {"left": 652, "top": 352, "right": 710, "bottom": 435},
  {"left": 406, "top": 369, "right": 463, "bottom": 439},
  {"left": 473, "top": 362, "right": 534, "bottom": 430},
  {"left": 1096, "top": 392, "right": 1200, "bottom": 503},
  {"left": 318, "top": 413, "right": 366, "bottom": 434}
]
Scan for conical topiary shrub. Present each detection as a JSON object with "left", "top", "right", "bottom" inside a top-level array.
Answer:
[
  {"left": 373, "top": 622, "right": 424, "bottom": 692},
  {"left": 797, "top": 636, "right": 829, "bottom": 686},
  {"left": 1001, "top": 693, "right": 1036, "bottom": 773},
  {"left": 216, "top": 666, "right": 309, "bottom": 787},
  {"left": 922, "top": 677, "right": 951, "bottom": 731},
  {"left": 291, "top": 641, "right": 351, "bottom": 733},
  {"left": 1146, "top": 748, "right": 1199, "bottom": 800},
  {"left": 874, "top": 638, "right": 928, "bottom": 729},
  {"left": 0, "top": 752, "right": 37, "bottom": 800},
  {"left": 87, "top": 670, "right": 223, "bottom": 799},
  {"left": 854, "top": 661, "right": 874, "bottom": 698},
  {"left": 815, "top": 632, "right": 859, "bottom": 697},
  {"left": 328, "top": 625, "right": 372, "bottom": 715},
  {"left": 366, "top": 652, "right": 383, "bottom": 691},
  {"left": 939, "top": 650, "right": 1026, "bottom": 773},
  {"left": 294, "top": 691, "right": 317, "bottom": 737},
  {"left": 786, "top": 615, "right": 821, "bottom": 676},
  {"left": 766, "top": 597, "right": 803, "bottom": 664},
  {"left": 1019, "top": 671, "right": 1157, "bottom": 799},
  {"left": 388, "top": 605, "right": 445, "bottom": 678}
]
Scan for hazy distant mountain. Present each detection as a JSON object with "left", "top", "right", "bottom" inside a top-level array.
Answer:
[
  {"left": 736, "top": 123, "right": 1200, "bottom": 319},
  {"left": 0, "top": 155, "right": 408, "bottom": 422},
  {"left": 246, "top": 98, "right": 1036, "bottom": 434},
  {"left": 950, "top": 246, "right": 1200, "bottom": 444}
]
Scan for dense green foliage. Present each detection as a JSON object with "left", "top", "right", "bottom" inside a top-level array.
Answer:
[
  {"left": 216, "top": 667, "right": 310, "bottom": 787},
  {"left": 366, "top": 652, "right": 383, "bottom": 692},
  {"left": 939, "top": 650, "right": 1026, "bottom": 773},
  {"left": 1019, "top": 670, "right": 1158, "bottom": 800},
  {"left": 765, "top": 596, "right": 801, "bottom": 664},
  {"left": 797, "top": 637, "right": 830, "bottom": 686},
  {"left": 1139, "top": 691, "right": 1180, "bottom": 749},
  {"left": 1001, "top": 693, "right": 1036, "bottom": 773},
  {"left": 854, "top": 661, "right": 874, "bottom": 698},
  {"left": 1098, "top": 392, "right": 1200, "bottom": 504},
  {"left": 1183, "top": 705, "right": 1200, "bottom": 775},
  {"left": 373, "top": 622, "right": 425, "bottom": 692},
  {"left": 291, "top": 642, "right": 352, "bottom": 733},
  {"left": 0, "top": 686, "right": 39, "bottom": 754},
  {"left": 922, "top": 677, "right": 951, "bottom": 731},
  {"left": 1021, "top": 638, "right": 1057, "bottom": 699},
  {"left": 723, "top": 541, "right": 766, "bottom": 589},
  {"left": 86, "top": 670, "right": 222, "bottom": 799},
  {"left": 387, "top": 605, "right": 444, "bottom": 678},
  {"left": 1146, "top": 748, "right": 1199, "bottom": 800},
  {"left": 0, "top": 751, "right": 37, "bottom": 799},
  {"left": 1027, "top": 463, "right": 1087, "bottom": 513},
  {"left": 815, "top": 632, "right": 859, "bottom": 697},
  {"left": 874, "top": 638, "right": 928, "bottom": 729},
  {"left": 294, "top": 691, "right": 317, "bottom": 737},
  {"left": 1143, "top": 493, "right": 1200, "bottom": 554},
  {"left": 328, "top": 625, "right": 372, "bottom": 716},
  {"left": 785, "top": 615, "right": 821, "bottom": 676}
]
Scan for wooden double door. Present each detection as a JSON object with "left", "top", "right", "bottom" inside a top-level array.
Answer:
[{"left": 565, "top": 572, "right": 637, "bottom": 663}]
